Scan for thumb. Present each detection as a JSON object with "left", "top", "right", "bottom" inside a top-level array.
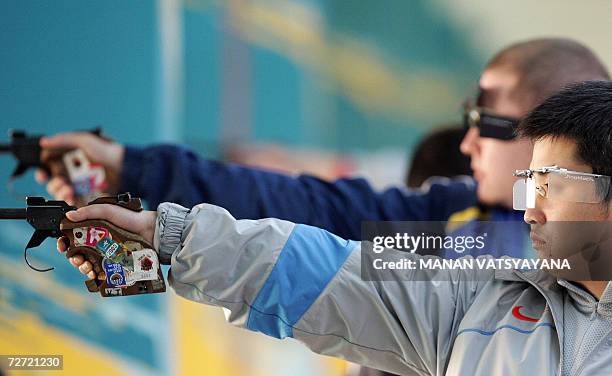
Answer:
[
  {"left": 40, "top": 132, "right": 96, "bottom": 150},
  {"left": 66, "top": 204, "right": 140, "bottom": 232}
]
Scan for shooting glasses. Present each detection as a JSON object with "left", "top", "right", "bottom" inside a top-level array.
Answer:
[
  {"left": 462, "top": 86, "right": 520, "bottom": 140},
  {"left": 463, "top": 105, "right": 519, "bottom": 140},
  {"left": 513, "top": 166, "right": 611, "bottom": 210}
]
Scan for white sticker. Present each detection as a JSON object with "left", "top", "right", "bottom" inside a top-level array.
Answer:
[
  {"left": 63, "top": 149, "right": 91, "bottom": 181},
  {"left": 122, "top": 269, "right": 137, "bottom": 287},
  {"left": 73, "top": 227, "right": 87, "bottom": 246},
  {"left": 132, "top": 249, "right": 159, "bottom": 281},
  {"left": 104, "top": 287, "right": 123, "bottom": 296},
  {"left": 63, "top": 149, "right": 108, "bottom": 201}
]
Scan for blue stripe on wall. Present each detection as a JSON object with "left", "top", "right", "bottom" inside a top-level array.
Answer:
[{"left": 247, "top": 224, "right": 358, "bottom": 338}]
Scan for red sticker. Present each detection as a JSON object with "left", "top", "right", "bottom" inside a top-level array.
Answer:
[
  {"left": 85, "top": 227, "right": 110, "bottom": 247},
  {"left": 88, "top": 165, "right": 108, "bottom": 192}
]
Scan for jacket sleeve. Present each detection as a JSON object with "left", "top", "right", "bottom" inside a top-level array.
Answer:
[
  {"left": 122, "top": 144, "right": 478, "bottom": 240},
  {"left": 154, "top": 202, "right": 492, "bottom": 375}
]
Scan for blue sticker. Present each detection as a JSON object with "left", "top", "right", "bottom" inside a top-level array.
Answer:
[
  {"left": 96, "top": 237, "right": 121, "bottom": 258},
  {"left": 72, "top": 177, "right": 91, "bottom": 196},
  {"left": 103, "top": 259, "right": 126, "bottom": 287}
]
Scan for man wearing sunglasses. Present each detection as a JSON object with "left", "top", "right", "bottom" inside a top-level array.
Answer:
[
  {"left": 59, "top": 80, "right": 612, "bottom": 375},
  {"left": 38, "top": 39, "right": 608, "bottom": 251}
]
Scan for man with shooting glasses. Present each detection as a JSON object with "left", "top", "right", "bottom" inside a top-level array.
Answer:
[
  {"left": 37, "top": 38, "right": 609, "bottom": 255},
  {"left": 58, "top": 80, "right": 612, "bottom": 374}
]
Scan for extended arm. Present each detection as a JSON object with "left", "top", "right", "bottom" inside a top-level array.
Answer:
[
  {"left": 154, "top": 202, "right": 490, "bottom": 374},
  {"left": 123, "top": 144, "right": 478, "bottom": 239}
]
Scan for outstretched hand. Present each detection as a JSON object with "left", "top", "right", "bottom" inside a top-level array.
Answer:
[
  {"left": 36, "top": 132, "right": 125, "bottom": 205},
  {"left": 58, "top": 204, "right": 157, "bottom": 280}
]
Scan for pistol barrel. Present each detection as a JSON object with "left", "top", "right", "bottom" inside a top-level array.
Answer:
[{"left": 0, "top": 208, "right": 27, "bottom": 220}]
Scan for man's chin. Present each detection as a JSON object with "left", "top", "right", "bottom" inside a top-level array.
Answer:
[{"left": 476, "top": 185, "right": 499, "bottom": 206}]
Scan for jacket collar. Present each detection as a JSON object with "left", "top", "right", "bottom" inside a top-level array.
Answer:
[
  {"left": 557, "top": 279, "right": 612, "bottom": 321},
  {"left": 496, "top": 267, "right": 612, "bottom": 320}
]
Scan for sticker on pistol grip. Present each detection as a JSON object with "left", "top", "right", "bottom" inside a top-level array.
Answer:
[
  {"left": 73, "top": 167, "right": 107, "bottom": 197},
  {"left": 117, "top": 252, "right": 137, "bottom": 286},
  {"left": 88, "top": 164, "right": 108, "bottom": 193},
  {"left": 72, "top": 227, "right": 87, "bottom": 246},
  {"left": 114, "top": 251, "right": 133, "bottom": 267},
  {"left": 63, "top": 149, "right": 108, "bottom": 198},
  {"left": 104, "top": 287, "right": 123, "bottom": 296},
  {"left": 103, "top": 259, "right": 126, "bottom": 287},
  {"left": 121, "top": 270, "right": 137, "bottom": 287},
  {"left": 72, "top": 178, "right": 92, "bottom": 197},
  {"left": 73, "top": 227, "right": 109, "bottom": 253},
  {"left": 131, "top": 249, "right": 159, "bottom": 281},
  {"left": 123, "top": 241, "right": 144, "bottom": 252},
  {"left": 96, "top": 237, "right": 122, "bottom": 259},
  {"left": 73, "top": 226, "right": 110, "bottom": 246},
  {"left": 63, "top": 149, "right": 91, "bottom": 181}
]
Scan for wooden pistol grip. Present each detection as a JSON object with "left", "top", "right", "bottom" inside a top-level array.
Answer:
[
  {"left": 41, "top": 140, "right": 119, "bottom": 207},
  {"left": 87, "top": 195, "right": 143, "bottom": 211},
  {"left": 61, "top": 218, "right": 166, "bottom": 297},
  {"left": 65, "top": 244, "right": 105, "bottom": 292},
  {"left": 41, "top": 147, "right": 72, "bottom": 180}
]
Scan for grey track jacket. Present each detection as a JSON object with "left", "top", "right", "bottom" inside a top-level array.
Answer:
[{"left": 154, "top": 203, "right": 612, "bottom": 376}]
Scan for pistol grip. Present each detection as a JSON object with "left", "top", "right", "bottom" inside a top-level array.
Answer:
[
  {"left": 65, "top": 244, "right": 105, "bottom": 292},
  {"left": 61, "top": 218, "right": 166, "bottom": 297}
]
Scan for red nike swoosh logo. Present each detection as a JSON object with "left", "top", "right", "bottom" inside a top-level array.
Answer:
[{"left": 512, "top": 305, "right": 540, "bottom": 322}]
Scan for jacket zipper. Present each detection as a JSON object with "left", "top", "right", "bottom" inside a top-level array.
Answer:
[{"left": 514, "top": 271, "right": 563, "bottom": 376}]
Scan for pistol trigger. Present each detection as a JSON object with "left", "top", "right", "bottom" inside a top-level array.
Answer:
[
  {"left": 24, "top": 230, "right": 54, "bottom": 272},
  {"left": 26, "top": 230, "right": 49, "bottom": 249}
]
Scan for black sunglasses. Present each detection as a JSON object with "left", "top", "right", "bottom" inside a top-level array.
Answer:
[{"left": 463, "top": 106, "right": 520, "bottom": 140}]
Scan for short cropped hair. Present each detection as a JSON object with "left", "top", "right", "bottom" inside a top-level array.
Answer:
[
  {"left": 518, "top": 80, "right": 612, "bottom": 182},
  {"left": 485, "top": 38, "right": 609, "bottom": 111}
]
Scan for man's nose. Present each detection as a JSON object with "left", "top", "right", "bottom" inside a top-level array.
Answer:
[
  {"left": 460, "top": 127, "right": 479, "bottom": 156},
  {"left": 524, "top": 206, "right": 546, "bottom": 225}
]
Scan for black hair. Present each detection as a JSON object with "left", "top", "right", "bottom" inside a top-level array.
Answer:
[
  {"left": 518, "top": 80, "right": 612, "bottom": 200},
  {"left": 485, "top": 38, "right": 610, "bottom": 111},
  {"left": 406, "top": 125, "right": 471, "bottom": 188}
]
